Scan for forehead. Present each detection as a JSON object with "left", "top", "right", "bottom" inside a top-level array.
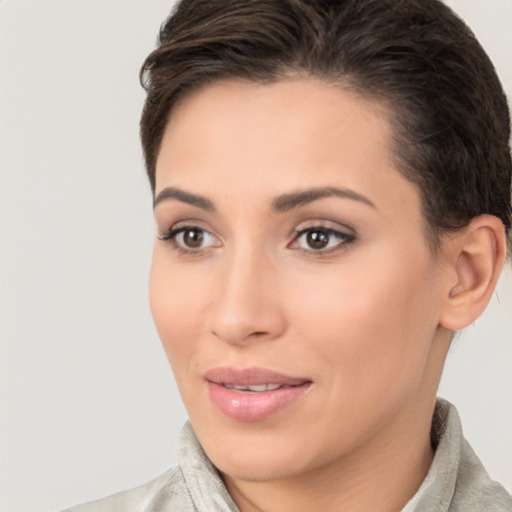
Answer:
[
  {"left": 155, "top": 79, "right": 421, "bottom": 226},
  {"left": 157, "top": 79, "right": 391, "bottom": 177}
]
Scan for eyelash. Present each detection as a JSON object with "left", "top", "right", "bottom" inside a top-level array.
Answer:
[
  {"left": 289, "top": 226, "right": 356, "bottom": 254},
  {"left": 158, "top": 225, "right": 219, "bottom": 255},
  {"left": 158, "top": 224, "right": 356, "bottom": 255}
]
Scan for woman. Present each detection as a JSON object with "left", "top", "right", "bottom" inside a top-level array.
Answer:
[{"left": 66, "top": 0, "right": 512, "bottom": 510}]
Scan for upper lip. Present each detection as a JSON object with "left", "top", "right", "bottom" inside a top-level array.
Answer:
[{"left": 204, "top": 367, "right": 311, "bottom": 386}]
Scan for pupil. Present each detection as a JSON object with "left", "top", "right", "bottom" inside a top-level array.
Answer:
[
  {"left": 184, "top": 229, "right": 204, "bottom": 248},
  {"left": 307, "top": 230, "right": 329, "bottom": 249}
]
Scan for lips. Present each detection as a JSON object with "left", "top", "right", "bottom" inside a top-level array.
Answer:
[{"left": 204, "top": 367, "right": 312, "bottom": 421}]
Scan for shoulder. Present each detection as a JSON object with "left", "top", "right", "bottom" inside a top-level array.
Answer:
[
  {"left": 433, "top": 399, "right": 512, "bottom": 512},
  {"left": 450, "top": 437, "right": 512, "bottom": 512},
  {"left": 403, "top": 399, "right": 511, "bottom": 512},
  {"left": 61, "top": 466, "right": 195, "bottom": 512},
  {"left": 60, "top": 420, "right": 238, "bottom": 512}
]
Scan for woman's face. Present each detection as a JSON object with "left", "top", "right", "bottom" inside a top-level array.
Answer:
[{"left": 150, "top": 79, "right": 452, "bottom": 482}]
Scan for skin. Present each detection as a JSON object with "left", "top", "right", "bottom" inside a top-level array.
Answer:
[{"left": 149, "top": 79, "right": 505, "bottom": 512}]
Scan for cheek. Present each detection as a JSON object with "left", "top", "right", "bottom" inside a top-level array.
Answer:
[
  {"left": 148, "top": 251, "right": 205, "bottom": 374},
  {"left": 288, "top": 251, "right": 440, "bottom": 392}
]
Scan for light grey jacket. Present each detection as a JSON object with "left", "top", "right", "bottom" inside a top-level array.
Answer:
[{"left": 63, "top": 399, "right": 512, "bottom": 511}]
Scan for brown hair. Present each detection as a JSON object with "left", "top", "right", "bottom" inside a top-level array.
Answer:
[{"left": 140, "top": 0, "right": 511, "bottom": 248}]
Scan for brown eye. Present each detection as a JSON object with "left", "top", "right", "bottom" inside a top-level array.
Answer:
[
  {"left": 159, "top": 225, "right": 220, "bottom": 252},
  {"left": 292, "top": 227, "right": 355, "bottom": 253},
  {"left": 306, "top": 230, "right": 330, "bottom": 250},
  {"left": 182, "top": 228, "right": 204, "bottom": 248}
]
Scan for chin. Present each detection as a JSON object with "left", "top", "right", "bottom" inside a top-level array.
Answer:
[
  {"left": 194, "top": 419, "right": 316, "bottom": 482},
  {"left": 215, "top": 450, "right": 306, "bottom": 483}
]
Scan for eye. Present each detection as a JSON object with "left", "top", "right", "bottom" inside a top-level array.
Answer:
[
  {"left": 290, "top": 227, "right": 355, "bottom": 253},
  {"left": 159, "top": 225, "right": 221, "bottom": 252}
]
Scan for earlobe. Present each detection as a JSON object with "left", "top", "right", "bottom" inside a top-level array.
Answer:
[{"left": 439, "top": 215, "right": 507, "bottom": 331}]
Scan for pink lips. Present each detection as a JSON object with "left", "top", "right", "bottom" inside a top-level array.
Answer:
[{"left": 204, "top": 367, "right": 312, "bottom": 422}]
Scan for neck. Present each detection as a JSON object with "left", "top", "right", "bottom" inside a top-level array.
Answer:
[{"left": 224, "top": 395, "right": 437, "bottom": 512}]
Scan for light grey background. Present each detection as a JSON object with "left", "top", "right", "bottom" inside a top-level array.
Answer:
[{"left": 0, "top": 1, "right": 511, "bottom": 511}]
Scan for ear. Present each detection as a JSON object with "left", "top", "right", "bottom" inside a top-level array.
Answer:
[{"left": 439, "top": 215, "right": 507, "bottom": 331}]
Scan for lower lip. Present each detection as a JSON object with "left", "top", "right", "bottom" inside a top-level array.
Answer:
[{"left": 207, "top": 382, "right": 311, "bottom": 422}]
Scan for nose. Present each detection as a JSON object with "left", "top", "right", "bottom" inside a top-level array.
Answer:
[{"left": 210, "top": 247, "right": 286, "bottom": 346}]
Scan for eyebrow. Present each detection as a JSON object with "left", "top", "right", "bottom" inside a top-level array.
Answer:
[
  {"left": 153, "top": 185, "right": 376, "bottom": 212},
  {"left": 153, "top": 187, "right": 216, "bottom": 211},
  {"left": 270, "top": 186, "right": 376, "bottom": 212}
]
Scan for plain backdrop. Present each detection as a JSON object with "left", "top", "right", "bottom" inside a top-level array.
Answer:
[{"left": 1, "top": 1, "right": 511, "bottom": 511}]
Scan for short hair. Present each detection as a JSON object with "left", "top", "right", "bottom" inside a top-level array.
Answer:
[{"left": 139, "top": 0, "right": 511, "bottom": 250}]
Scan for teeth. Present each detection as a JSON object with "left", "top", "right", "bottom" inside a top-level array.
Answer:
[{"left": 224, "top": 383, "right": 282, "bottom": 392}]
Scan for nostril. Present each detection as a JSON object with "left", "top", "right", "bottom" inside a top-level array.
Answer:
[{"left": 211, "top": 328, "right": 272, "bottom": 345}]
